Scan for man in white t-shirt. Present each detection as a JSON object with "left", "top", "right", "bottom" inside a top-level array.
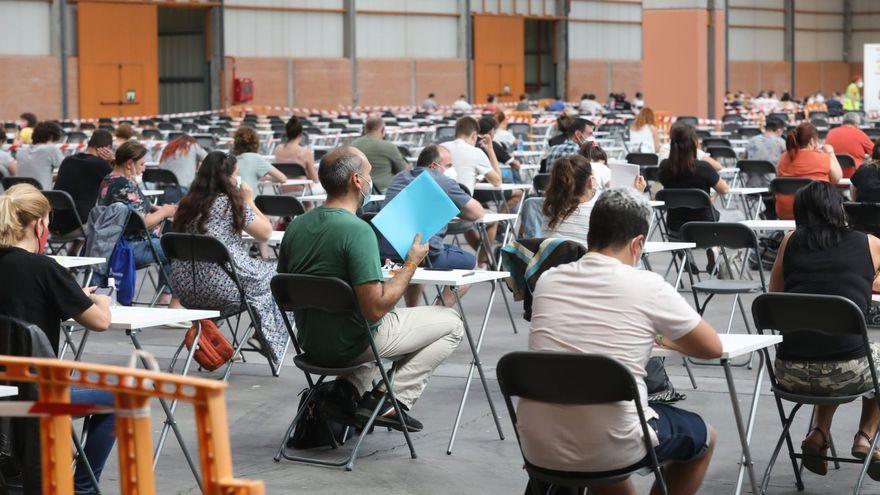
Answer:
[
  {"left": 518, "top": 188, "right": 722, "bottom": 495},
  {"left": 440, "top": 116, "right": 501, "bottom": 193},
  {"left": 578, "top": 93, "right": 604, "bottom": 116},
  {"left": 451, "top": 95, "right": 472, "bottom": 113}
]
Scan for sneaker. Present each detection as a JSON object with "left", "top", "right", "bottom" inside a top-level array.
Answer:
[
  {"left": 247, "top": 333, "right": 278, "bottom": 365},
  {"left": 354, "top": 391, "right": 423, "bottom": 432}
]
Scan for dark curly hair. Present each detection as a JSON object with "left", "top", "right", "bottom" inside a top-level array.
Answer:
[
  {"left": 232, "top": 127, "right": 260, "bottom": 156},
  {"left": 172, "top": 152, "right": 247, "bottom": 235}
]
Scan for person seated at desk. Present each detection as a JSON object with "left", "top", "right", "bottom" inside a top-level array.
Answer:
[
  {"left": 659, "top": 122, "right": 729, "bottom": 233},
  {"left": 851, "top": 145, "right": 880, "bottom": 203},
  {"left": 170, "top": 151, "right": 286, "bottom": 363},
  {"left": 775, "top": 122, "right": 842, "bottom": 220},
  {"left": 100, "top": 141, "right": 180, "bottom": 308},
  {"left": 824, "top": 112, "right": 875, "bottom": 177},
  {"left": 113, "top": 123, "right": 134, "bottom": 149},
  {"left": 232, "top": 127, "right": 286, "bottom": 192},
  {"left": 52, "top": 129, "right": 114, "bottom": 249},
  {"left": 579, "top": 141, "right": 612, "bottom": 190},
  {"left": 477, "top": 116, "right": 522, "bottom": 213},
  {"left": 0, "top": 184, "right": 115, "bottom": 494},
  {"left": 491, "top": 110, "right": 517, "bottom": 151},
  {"left": 278, "top": 146, "right": 463, "bottom": 431},
  {"left": 543, "top": 155, "right": 647, "bottom": 244},
  {"left": 383, "top": 144, "right": 484, "bottom": 307},
  {"left": 544, "top": 117, "right": 593, "bottom": 170},
  {"left": 745, "top": 117, "right": 786, "bottom": 164},
  {"left": 16, "top": 121, "right": 64, "bottom": 190},
  {"left": 769, "top": 181, "right": 880, "bottom": 478},
  {"left": 351, "top": 117, "right": 409, "bottom": 194},
  {"left": 0, "top": 148, "right": 18, "bottom": 180},
  {"left": 520, "top": 188, "right": 722, "bottom": 495},
  {"left": 627, "top": 107, "right": 660, "bottom": 154},
  {"left": 12, "top": 112, "right": 37, "bottom": 146},
  {"left": 159, "top": 134, "right": 207, "bottom": 191},
  {"left": 273, "top": 116, "right": 323, "bottom": 194}
]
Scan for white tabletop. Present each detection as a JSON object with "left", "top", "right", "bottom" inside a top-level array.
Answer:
[
  {"left": 262, "top": 178, "right": 315, "bottom": 187},
  {"left": 839, "top": 178, "right": 852, "bottom": 187},
  {"left": 643, "top": 241, "right": 695, "bottom": 254},
  {"left": 382, "top": 268, "right": 509, "bottom": 287},
  {"left": 740, "top": 219, "right": 795, "bottom": 231},
  {"left": 244, "top": 230, "right": 285, "bottom": 245},
  {"left": 478, "top": 213, "right": 519, "bottom": 224},
  {"left": 727, "top": 187, "right": 769, "bottom": 195},
  {"left": 69, "top": 307, "right": 220, "bottom": 330},
  {"left": 0, "top": 385, "right": 18, "bottom": 398},
  {"left": 298, "top": 194, "right": 385, "bottom": 203},
  {"left": 720, "top": 167, "right": 739, "bottom": 175},
  {"left": 142, "top": 189, "right": 164, "bottom": 197},
  {"left": 50, "top": 256, "right": 105, "bottom": 269},
  {"left": 649, "top": 200, "right": 665, "bottom": 208},
  {"left": 473, "top": 183, "right": 533, "bottom": 192},
  {"left": 652, "top": 333, "right": 782, "bottom": 360}
]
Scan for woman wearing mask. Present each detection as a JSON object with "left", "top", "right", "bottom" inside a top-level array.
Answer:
[
  {"left": 0, "top": 184, "right": 116, "bottom": 494},
  {"left": 170, "top": 152, "right": 287, "bottom": 363},
  {"left": 99, "top": 141, "right": 180, "bottom": 307},
  {"left": 775, "top": 122, "right": 842, "bottom": 219},
  {"left": 627, "top": 107, "right": 660, "bottom": 153}
]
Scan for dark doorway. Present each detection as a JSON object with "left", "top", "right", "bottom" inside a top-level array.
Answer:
[
  {"left": 524, "top": 19, "right": 558, "bottom": 99},
  {"left": 158, "top": 7, "right": 210, "bottom": 114}
]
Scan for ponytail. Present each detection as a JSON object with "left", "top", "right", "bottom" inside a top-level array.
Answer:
[
  {"left": 0, "top": 184, "right": 51, "bottom": 247},
  {"left": 785, "top": 122, "right": 818, "bottom": 161},
  {"left": 542, "top": 155, "right": 592, "bottom": 230}
]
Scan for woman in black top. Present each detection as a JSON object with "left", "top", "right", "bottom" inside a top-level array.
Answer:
[
  {"left": 770, "top": 181, "right": 880, "bottom": 478},
  {"left": 851, "top": 140, "right": 880, "bottom": 203},
  {"left": 658, "top": 122, "right": 729, "bottom": 232}
]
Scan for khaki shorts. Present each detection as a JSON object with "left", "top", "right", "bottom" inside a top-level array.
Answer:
[{"left": 775, "top": 342, "right": 880, "bottom": 397}]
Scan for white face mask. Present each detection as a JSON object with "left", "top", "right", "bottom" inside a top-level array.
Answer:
[
  {"left": 443, "top": 166, "right": 458, "bottom": 181},
  {"left": 816, "top": 95, "right": 825, "bottom": 103},
  {"left": 857, "top": 81, "right": 864, "bottom": 88}
]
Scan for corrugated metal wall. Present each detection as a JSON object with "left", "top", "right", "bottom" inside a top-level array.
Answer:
[
  {"left": 569, "top": 0, "right": 641, "bottom": 60},
  {"left": 223, "top": 0, "right": 345, "bottom": 58},
  {"left": 356, "top": 0, "right": 459, "bottom": 58},
  {"left": 852, "top": 0, "right": 880, "bottom": 62},
  {"left": 729, "top": 0, "right": 785, "bottom": 61},
  {"left": 158, "top": 8, "right": 209, "bottom": 113},
  {"left": 0, "top": 1, "right": 52, "bottom": 55}
]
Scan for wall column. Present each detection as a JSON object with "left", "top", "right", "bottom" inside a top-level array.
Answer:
[{"left": 642, "top": 0, "right": 726, "bottom": 118}]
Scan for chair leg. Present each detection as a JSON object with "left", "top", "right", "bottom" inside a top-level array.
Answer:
[
  {"left": 274, "top": 385, "right": 320, "bottom": 462},
  {"left": 71, "top": 427, "right": 102, "bottom": 495},
  {"left": 682, "top": 357, "right": 698, "bottom": 389},
  {"left": 854, "top": 427, "right": 880, "bottom": 494},
  {"left": 761, "top": 402, "right": 802, "bottom": 494}
]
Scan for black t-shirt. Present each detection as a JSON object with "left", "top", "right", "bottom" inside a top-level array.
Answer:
[
  {"left": 547, "top": 134, "right": 567, "bottom": 147},
  {"left": 658, "top": 160, "right": 721, "bottom": 231},
  {"left": 851, "top": 165, "right": 880, "bottom": 203},
  {"left": 479, "top": 141, "right": 512, "bottom": 165},
  {"left": 0, "top": 247, "right": 93, "bottom": 354},
  {"left": 52, "top": 152, "right": 112, "bottom": 234}
]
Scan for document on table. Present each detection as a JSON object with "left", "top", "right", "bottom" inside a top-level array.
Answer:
[
  {"left": 610, "top": 162, "right": 640, "bottom": 189},
  {"left": 371, "top": 172, "right": 460, "bottom": 259}
]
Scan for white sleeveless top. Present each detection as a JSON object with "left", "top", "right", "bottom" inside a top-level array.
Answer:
[{"left": 628, "top": 125, "right": 655, "bottom": 153}]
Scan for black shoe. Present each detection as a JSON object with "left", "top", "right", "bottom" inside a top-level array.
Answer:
[{"left": 355, "top": 391, "right": 423, "bottom": 432}]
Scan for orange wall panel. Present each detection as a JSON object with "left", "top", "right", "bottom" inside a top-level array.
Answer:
[
  {"left": 823, "top": 62, "right": 851, "bottom": 95},
  {"left": 473, "top": 14, "right": 525, "bottom": 104},
  {"left": 611, "top": 61, "right": 643, "bottom": 101},
  {"left": 729, "top": 62, "right": 760, "bottom": 96},
  {"left": 228, "top": 57, "right": 289, "bottom": 107},
  {"left": 0, "top": 56, "right": 63, "bottom": 121},
  {"left": 357, "top": 59, "right": 412, "bottom": 107},
  {"left": 415, "top": 59, "right": 467, "bottom": 106},
  {"left": 292, "top": 59, "right": 352, "bottom": 109},
  {"left": 760, "top": 62, "right": 790, "bottom": 96},
  {"left": 795, "top": 62, "right": 821, "bottom": 99},
  {"left": 78, "top": 2, "right": 158, "bottom": 119},
  {"left": 643, "top": 9, "right": 707, "bottom": 117},
  {"left": 567, "top": 61, "right": 609, "bottom": 102}
]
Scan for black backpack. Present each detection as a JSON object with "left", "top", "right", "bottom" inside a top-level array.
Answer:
[{"left": 287, "top": 379, "right": 359, "bottom": 450}]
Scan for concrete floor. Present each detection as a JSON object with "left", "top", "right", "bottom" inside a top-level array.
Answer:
[{"left": 71, "top": 247, "right": 880, "bottom": 494}]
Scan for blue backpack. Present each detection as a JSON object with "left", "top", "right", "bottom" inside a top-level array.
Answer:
[{"left": 108, "top": 238, "right": 136, "bottom": 306}]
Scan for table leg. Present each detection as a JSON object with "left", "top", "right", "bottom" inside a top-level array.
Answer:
[
  {"left": 446, "top": 284, "right": 504, "bottom": 455},
  {"left": 478, "top": 222, "right": 518, "bottom": 334},
  {"left": 153, "top": 322, "right": 202, "bottom": 465},
  {"left": 723, "top": 355, "right": 763, "bottom": 495},
  {"left": 126, "top": 330, "right": 203, "bottom": 489}
]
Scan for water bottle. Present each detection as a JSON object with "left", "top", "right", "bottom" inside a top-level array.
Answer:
[{"left": 107, "top": 277, "right": 118, "bottom": 308}]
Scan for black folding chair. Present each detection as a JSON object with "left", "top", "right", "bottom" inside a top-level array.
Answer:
[
  {"left": 707, "top": 146, "right": 738, "bottom": 162},
  {"left": 625, "top": 153, "right": 659, "bottom": 166},
  {"left": 677, "top": 116, "right": 699, "bottom": 126},
  {"left": 811, "top": 118, "right": 830, "bottom": 128},
  {"left": 140, "top": 129, "right": 162, "bottom": 141},
  {"left": 497, "top": 351, "right": 668, "bottom": 495},
  {"left": 703, "top": 138, "right": 733, "bottom": 149},
  {"left": 272, "top": 162, "right": 307, "bottom": 179},
  {"left": 753, "top": 293, "right": 880, "bottom": 494},
  {"left": 254, "top": 194, "right": 305, "bottom": 220},
  {"left": 845, "top": 202, "right": 880, "bottom": 237},
  {"left": 2, "top": 177, "right": 42, "bottom": 190},
  {"left": 736, "top": 127, "right": 762, "bottom": 139},
  {"left": 532, "top": 173, "right": 550, "bottom": 196},
  {"left": 769, "top": 178, "right": 814, "bottom": 220},
  {"left": 509, "top": 123, "right": 531, "bottom": 142},
  {"left": 270, "top": 274, "right": 416, "bottom": 471},
  {"left": 837, "top": 154, "right": 857, "bottom": 174},
  {"left": 123, "top": 213, "right": 170, "bottom": 306},
  {"left": 142, "top": 169, "right": 182, "bottom": 204},
  {"left": 723, "top": 114, "right": 745, "bottom": 123},
  {"left": 42, "top": 190, "right": 87, "bottom": 255},
  {"left": 65, "top": 131, "right": 88, "bottom": 144},
  {"left": 434, "top": 125, "right": 455, "bottom": 143},
  {"left": 655, "top": 188, "right": 714, "bottom": 241}
]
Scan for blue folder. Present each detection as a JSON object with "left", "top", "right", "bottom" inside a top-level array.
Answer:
[{"left": 371, "top": 172, "right": 461, "bottom": 260}]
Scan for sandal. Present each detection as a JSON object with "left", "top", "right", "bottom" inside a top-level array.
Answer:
[
  {"left": 851, "top": 431, "right": 880, "bottom": 481},
  {"left": 801, "top": 427, "right": 830, "bottom": 476}
]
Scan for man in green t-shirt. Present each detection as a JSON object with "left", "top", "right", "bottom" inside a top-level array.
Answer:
[
  {"left": 277, "top": 146, "right": 463, "bottom": 432},
  {"left": 350, "top": 117, "right": 409, "bottom": 193}
]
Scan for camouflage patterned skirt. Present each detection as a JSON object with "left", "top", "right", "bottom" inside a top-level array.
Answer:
[{"left": 775, "top": 342, "right": 880, "bottom": 397}]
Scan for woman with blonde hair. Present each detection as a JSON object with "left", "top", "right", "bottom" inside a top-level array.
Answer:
[
  {"left": 0, "top": 184, "right": 116, "bottom": 493},
  {"left": 628, "top": 107, "right": 660, "bottom": 153}
]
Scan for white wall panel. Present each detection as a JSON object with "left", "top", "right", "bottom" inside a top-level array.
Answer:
[
  {"left": 357, "top": 0, "right": 458, "bottom": 13},
  {"left": 473, "top": 0, "right": 556, "bottom": 16},
  {"left": 568, "top": 0, "right": 640, "bottom": 60},
  {"left": 729, "top": 29, "right": 785, "bottom": 61},
  {"left": 225, "top": 10, "right": 343, "bottom": 57},
  {"left": 0, "top": 1, "right": 51, "bottom": 56},
  {"left": 224, "top": 0, "right": 343, "bottom": 7},
  {"left": 356, "top": 14, "right": 458, "bottom": 58}
]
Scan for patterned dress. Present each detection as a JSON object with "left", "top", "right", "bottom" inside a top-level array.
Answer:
[{"left": 169, "top": 195, "right": 287, "bottom": 362}]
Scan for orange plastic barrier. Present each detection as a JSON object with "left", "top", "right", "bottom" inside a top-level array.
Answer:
[{"left": 0, "top": 356, "right": 264, "bottom": 495}]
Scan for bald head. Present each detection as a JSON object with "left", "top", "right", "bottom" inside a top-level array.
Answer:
[
  {"left": 319, "top": 146, "right": 371, "bottom": 197},
  {"left": 365, "top": 116, "right": 385, "bottom": 136}
]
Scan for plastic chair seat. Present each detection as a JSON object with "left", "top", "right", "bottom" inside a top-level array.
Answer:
[
  {"left": 692, "top": 279, "right": 763, "bottom": 294},
  {"left": 771, "top": 385, "right": 864, "bottom": 407}
]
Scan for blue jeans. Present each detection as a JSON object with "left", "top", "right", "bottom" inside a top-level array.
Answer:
[
  {"left": 71, "top": 387, "right": 116, "bottom": 492},
  {"left": 429, "top": 244, "right": 476, "bottom": 270},
  {"left": 129, "top": 236, "right": 172, "bottom": 294}
]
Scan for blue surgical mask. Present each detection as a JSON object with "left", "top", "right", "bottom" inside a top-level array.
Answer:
[{"left": 358, "top": 174, "right": 373, "bottom": 207}]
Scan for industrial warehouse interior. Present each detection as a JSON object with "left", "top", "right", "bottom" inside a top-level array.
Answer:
[{"left": 5, "top": 0, "right": 880, "bottom": 494}]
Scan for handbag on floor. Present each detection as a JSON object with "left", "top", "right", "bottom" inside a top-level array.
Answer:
[
  {"left": 184, "top": 320, "right": 233, "bottom": 372},
  {"left": 288, "top": 379, "right": 357, "bottom": 450}
]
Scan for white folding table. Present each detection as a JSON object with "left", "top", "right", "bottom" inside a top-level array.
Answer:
[
  {"left": 142, "top": 189, "right": 164, "bottom": 198},
  {"left": 383, "top": 268, "right": 510, "bottom": 454},
  {"left": 50, "top": 255, "right": 106, "bottom": 287},
  {"left": 298, "top": 193, "right": 385, "bottom": 204},
  {"left": 740, "top": 219, "right": 795, "bottom": 231},
  {"left": 726, "top": 187, "right": 768, "bottom": 219},
  {"left": 258, "top": 178, "right": 316, "bottom": 195},
  {"left": 653, "top": 333, "right": 782, "bottom": 495}
]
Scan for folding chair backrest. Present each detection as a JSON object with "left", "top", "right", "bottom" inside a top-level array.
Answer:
[
  {"left": 752, "top": 293, "right": 867, "bottom": 340},
  {"left": 434, "top": 126, "right": 455, "bottom": 143},
  {"left": 141, "top": 129, "right": 162, "bottom": 141},
  {"left": 497, "top": 351, "right": 638, "bottom": 405},
  {"left": 679, "top": 221, "right": 759, "bottom": 250},
  {"left": 508, "top": 123, "right": 531, "bottom": 141},
  {"left": 702, "top": 138, "right": 732, "bottom": 149},
  {"left": 273, "top": 163, "right": 307, "bottom": 178},
  {"left": 42, "top": 190, "right": 85, "bottom": 232},
  {"left": 722, "top": 114, "right": 745, "bottom": 123},
  {"left": 769, "top": 177, "right": 814, "bottom": 196},
  {"left": 193, "top": 134, "right": 216, "bottom": 151},
  {"left": 143, "top": 168, "right": 180, "bottom": 187},
  {"left": 707, "top": 146, "right": 737, "bottom": 159},
  {"left": 768, "top": 112, "right": 790, "bottom": 124},
  {"left": 642, "top": 165, "right": 660, "bottom": 183},
  {"left": 836, "top": 154, "right": 857, "bottom": 170},
  {"left": 844, "top": 202, "right": 880, "bottom": 237},
  {"left": 2, "top": 177, "right": 42, "bottom": 190},
  {"left": 625, "top": 153, "right": 658, "bottom": 166},
  {"left": 160, "top": 232, "right": 233, "bottom": 266},
  {"left": 65, "top": 131, "right": 88, "bottom": 144},
  {"left": 123, "top": 211, "right": 152, "bottom": 239},
  {"left": 655, "top": 188, "right": 712, "bottom": 210},
  {"left": 253, "top": 195, "right": 305, "bottom": 218},
  {"left": 737, "top": 159, "right": 775, "bottom": 176},
  {"left": 271, "top": 274, "right": 359, "bottom": 314},
  {"left": 676, "top": 116, "right": 699, "bottom": 126},
  {"left": 532, "top": 173, "right": 550, "bottom": 195},
  {"left": 736, "top": 127, "right": 762, "bottom": 139}
]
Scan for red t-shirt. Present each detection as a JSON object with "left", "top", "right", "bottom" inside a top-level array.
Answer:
[
  {"left": 824, "top": 126, "right": 874, "bottom": 177},
  {"left": 775, "top": 149, "right": 831, "bottom": 219}
]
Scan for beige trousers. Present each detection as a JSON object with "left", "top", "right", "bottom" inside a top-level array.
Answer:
[{"left": 345, "top": 306, "right": 464, "bottom": 409}]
